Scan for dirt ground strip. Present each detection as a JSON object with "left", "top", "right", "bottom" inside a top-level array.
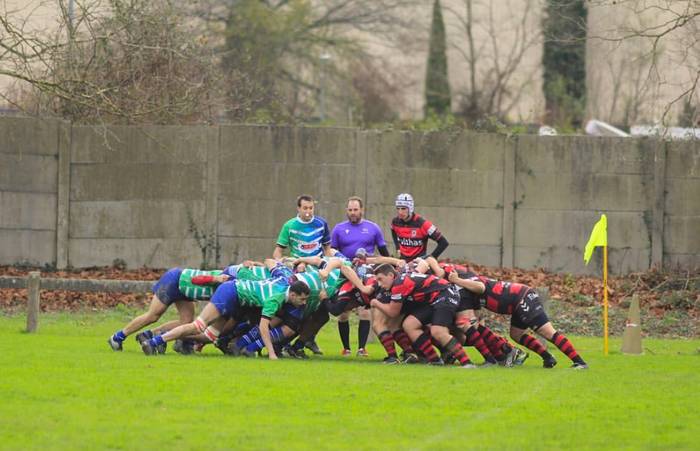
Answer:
[{"left": 1, "top": 264, "right": 698, "bottom": 338}]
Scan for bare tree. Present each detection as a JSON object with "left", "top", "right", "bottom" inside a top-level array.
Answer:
[
  {"left": 587, "top": 0, "right": 700, "bottom": 126},
  {"left": 444, "top": 0, "right": 543, "bottom": 124},
  {"left": 0, "top": 0, "right": 233, "bottom": 124},
  {"left": 191, "top": 0, "right": 421, "bottom": 121}
]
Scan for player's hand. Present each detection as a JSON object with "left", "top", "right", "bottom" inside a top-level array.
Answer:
[
  {"left": 268, "top": 353, "right": 278, "bottom": 360},
  {"left": 396, "top": 259, "right": 406, "bottom": 269},
  {"left": 215, "top": 274, "right": 231, "bottom": 283},
  {"left": 318, "top": 268, "right": 329, "bottom": 280},
  {"left": 370, "top": 298, "right": 379, "bottom": 308},
  {"left": 448, "top": 270, "right": 459, "bottom": 283},
  {"left": 242, "top": 260, "right": 254, "bottom": 268}
]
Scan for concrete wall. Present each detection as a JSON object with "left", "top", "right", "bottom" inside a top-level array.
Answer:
[{"left": 1, "top": 117, "right": 698, "bottom": 274}]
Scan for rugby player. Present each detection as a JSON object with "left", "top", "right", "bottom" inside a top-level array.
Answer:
[
  {"left": 447, "top": 270, "right": 589, "bottom": 369},
  {"left": 390, "top": 193, "right": 448, "bottom": 261}
]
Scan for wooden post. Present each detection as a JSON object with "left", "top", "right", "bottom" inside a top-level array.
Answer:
[{"left": 26, "top": 271, "right": 41, "bottom": 333}]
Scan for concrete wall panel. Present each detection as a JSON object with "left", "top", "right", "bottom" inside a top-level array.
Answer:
[
  {"left": 0, "top": 230, "right": 56, "bottom": 265},
  {"left": 0, "top": 191, "right": 56, "bottom": 230},
  {"left": 68, "top": 238, "right": 202, "bottom": 269},
  {"left": 665, "top": 177, "right": 700, "bottom": 216},
  {"left": 0, "top": 154, "right": 57, "bottom": 193},
  {"left": 70, "top": 163, "right": 206, "bottom": 201},
  {"left": 516, "top": 172, "right": 652, "bottom": 211},
  {"left": 71, "top": 125, "right": 212, "bottom": 164},
  {"left": 0, "top": 117, "right": 61, "bottom": 156},
  {"left": 664, "top": 216, "right": 700, "bottom": 254},
  {"left": 69, "top": 200, "right": 205, "bottom": 239}
]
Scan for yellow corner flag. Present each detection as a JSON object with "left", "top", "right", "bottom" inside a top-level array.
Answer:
[{"left": 584, "top": 214, "right": 607, "bottom": 265}]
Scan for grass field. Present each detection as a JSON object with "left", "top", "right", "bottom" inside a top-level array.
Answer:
[{"left": 1, "top": 310, "right": 699, "bottom": 450}]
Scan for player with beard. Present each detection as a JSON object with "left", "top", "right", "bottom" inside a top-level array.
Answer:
[{"left": 330, "top": 196, "right": 389, "bottom": 357}]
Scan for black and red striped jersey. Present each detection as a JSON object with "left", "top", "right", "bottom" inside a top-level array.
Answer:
[
  {"left": 476, "top": 276, "right": 531, "bottom": 314},
  {"left": 389, "top": 273, "right": 449, "bottom": 305},
  {"left": 390, "top": 214, "right": 442, "bottom": 261},
  {"left": 336, "top": 276, "right": 377, "bottom": 307}
]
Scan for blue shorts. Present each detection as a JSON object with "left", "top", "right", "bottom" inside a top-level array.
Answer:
[
  {"left": 210, "top": 281, "right": 240, "bottom": 317},
  {"left": 152, "top": 268, "right": 187, "bottom": 305}
]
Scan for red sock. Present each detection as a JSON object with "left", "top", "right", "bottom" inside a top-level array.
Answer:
[
  {"left": 519, "top": 334, "right": 548, "bottom": 356},
  {"left": 478, "top": 325, "right": 507, "bottom": 358},
  {"left": 378, "top": 331, "right": 397, "bottom": 358},
  {"left": 393, "top": 330, "right": 414, "bottom": 353},
  {"left": 445, "top": 337, "right": 472, "bottom": 365},
  {"left": 414, "top": 333, "right": 440, "bottom": 362},
  {"left": 465, "top": 327, "right": 494, "bottom": 361},
  {"left": 551, "top": 332, "right": 580, "bottom": 361}
]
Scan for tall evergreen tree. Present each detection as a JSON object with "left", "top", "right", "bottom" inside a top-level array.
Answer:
[
  {"left": 542, "top": 0, "right": 587, "bottom": 128},
  {"left": 424, "top": 0, "right": 451, "bottom": 116}
]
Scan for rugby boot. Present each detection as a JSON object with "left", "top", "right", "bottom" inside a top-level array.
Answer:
[
  {"left": 107, "top": 336, "right": 123, "bottom": 351},
  {"left": 305, "top": 339, "right": 323, "bottom": 355},
  {"left": 135, "top": 330, "right": 154, "bottom": 345},
  {"left": 513, "top": 349, "right": 530, "bottom": 366},
  {"left": 141, "top": 340, "right": 157, "bottom": 356},
  {"left": 543, "top": 355, "right": 558, "bottom": 368}
]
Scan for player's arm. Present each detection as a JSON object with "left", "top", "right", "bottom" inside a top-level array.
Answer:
[
  {"left": 448, "top": 271, "right": 486, "bottom": 294},
  {"left": 272, "top": 245, "right": 285, "bottom": 260},
  {"left": 293, "top": 256, "right": 324, "bottom": 267},
  {"left": 339, "top": 264, "right": 374, "bottom": 296},
  {"left": 370, "top": 298, "right": 402, "bottom": 317},
  {"left": 317, "top": 257, "right": 345, "bottom": 279},
  {"left": 273, "top": 221, "right": 291, "bottom": 260},
  {"left": 390, "top": 227, "right": 400, "bottom": 256},
  {"left": 259, "top": 316, "right": 278, "bottom": 360},
  {"left": 423, "top": 220, "right": 448, "bottom": 259},
  {"left": 322, "top": 222, "right": 333, "bottom": 257},
  {"left": 322, "top": 243, "right": 334, "bottom": 257},
  {"left": 425, "top": 256, "right": 446, "bottom": 278},
  {"left": 365, "top": 255, "right": 406, "bottom": 269}
]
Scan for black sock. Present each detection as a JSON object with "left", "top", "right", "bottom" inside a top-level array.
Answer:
[
  {"left": 358, "top": 320, "right": 370, "bottom": 349},
  {"left": 338, "top": 321, "right": 351, "bottom": 350}
]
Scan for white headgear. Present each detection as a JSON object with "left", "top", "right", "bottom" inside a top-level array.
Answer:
[{"left": 395, "top": 193, "right": 414, "bottom": 215}]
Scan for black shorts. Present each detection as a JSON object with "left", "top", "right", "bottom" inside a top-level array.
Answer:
[
  {"left": 511, "top": 290, "right": 549, "bottom": 330},
  {"left": 457, "top": 288, "right": 480, "bottom": 311},
  {"left": 404, "top": 303, "right": 433, "bottom": 325},
  {"left": 430, "top": 291, "right": 460, "bottom": 327}
]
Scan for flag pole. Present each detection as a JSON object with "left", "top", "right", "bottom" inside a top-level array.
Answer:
[{"left": 603, "top": 244, "right": 609, "bottom": 356}]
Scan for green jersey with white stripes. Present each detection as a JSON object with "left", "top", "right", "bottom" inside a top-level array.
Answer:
[
  {"left": 178, "top": 269, "right": 223, "bottom": 300},
  {"left": 234, "top": 278, "right": 289, "bottom": 318},
  {"left": 235, "top": 266, "right": 271, "bottom": 282}
]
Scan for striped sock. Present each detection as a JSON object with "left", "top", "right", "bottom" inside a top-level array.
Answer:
[
  {"left": 465, "top": 327, "right": 496, "bottom": 363},
  {"left": 393, "top": 330, "right": 413, "bottom": 353},
  {"left": 551, "top": 332, "right": 583, "bottom": 363},
  {"left": 478, "top": 325, "right": 507, "bottom": 358},
  {"left": 444, "top": 337, "right": 472, "bottom": 365},
  {"left": 378, "top": 331, "right": 397, "bottom": 358},
  {"left": 519, "top": 334, "right": 551, "bottom": 359},
  {"left": 414, "top": 333, "right": 440, "bottom": 363}
]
